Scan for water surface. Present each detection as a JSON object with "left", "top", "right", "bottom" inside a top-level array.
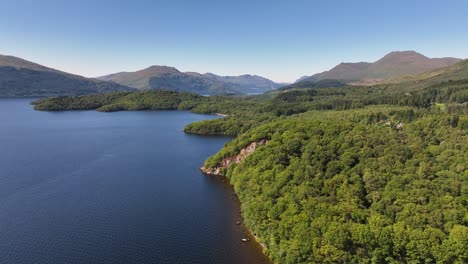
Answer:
[{"left": 0, "top": 99, "right": 270, "bottom": 264}]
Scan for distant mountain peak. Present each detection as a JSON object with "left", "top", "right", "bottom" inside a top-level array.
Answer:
[
  {"left": 376, "top": 50, "right": 429, "bottom": 63},
  {"left": 298, "top": 51, "right": 462, "bottom": 84},
  {"left": 377, "top": 51, "right": 426, "bottom": 60},
  {"left": 97, "top": 66, "right": 282, "bottom": 95},
  {"left": 386, "top": 50, "right": 422, "bottom": 56},
  {"left": 142, "top": 65, "right": 180, "bottom": 74}
]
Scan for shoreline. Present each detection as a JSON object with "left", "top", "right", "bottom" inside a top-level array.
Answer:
[
  {"left": 202, "top": 173, "right": 273, "bottom": 264},
  {"left": 199, "top": 139, "right": 272, "bottom": 261},
  {"left": 29, "top": 100, "right": 268, "bottom": 262}
]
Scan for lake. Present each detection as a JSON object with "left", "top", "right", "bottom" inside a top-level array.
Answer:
[{"left": 0, "top": 98, "right": 271, "bottom": 264}]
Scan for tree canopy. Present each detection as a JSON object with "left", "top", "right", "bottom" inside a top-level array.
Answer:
[{"left": 32, "top": 78, "right": 468, "bottom": 264}]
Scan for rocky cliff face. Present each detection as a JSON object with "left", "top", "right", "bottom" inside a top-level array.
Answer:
[{"left": 201, "top": 139, "right": 268, "bottom": 176}]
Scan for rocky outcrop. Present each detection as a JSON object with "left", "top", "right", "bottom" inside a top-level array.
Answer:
[{"left": 201, "top": 139, "right": 268, "bottom": 176}]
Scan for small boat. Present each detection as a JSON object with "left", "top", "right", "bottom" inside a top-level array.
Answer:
[{"left": 241, "top": 238, "right": 249, "bottom": 242}]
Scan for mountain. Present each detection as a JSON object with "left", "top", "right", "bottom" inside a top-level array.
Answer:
[
  {"left": 300, "top": 51, "right": 462, "bottom": 85},
  {"left": 98, "top": 66, "right": 181, "bottom": 90},
  {"left": 98, "top": 66, "right": 282, "bottom": 95},
  {"left": 34, "top": 66, "right": 468, "bottom": 264},
  {"left": 295, "top": 75, "right": 311, "bottom": 83},
  {"left": 0, "top": 55, "right": 136, "bottom": 97},
  {"left": 202, "top": 73, "right": 281, "bottom": 92},
  {"left": 278, "top": 79, "right": 347, "bottom": 91},
  {"left": 382, "top": 59, "right": 468, "bottom": 92}
]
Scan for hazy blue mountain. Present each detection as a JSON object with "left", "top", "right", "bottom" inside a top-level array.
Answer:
[
  {"left": 98, "top": 66, "right": 282, "bottom": 95},
  {"left": 202, "top": 73, "right": 282, "bottom": 92},
  {"left": 0, "top": 55, "right": 136, "bottom": 97}
]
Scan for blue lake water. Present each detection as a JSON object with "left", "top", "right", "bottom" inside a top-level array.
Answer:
[{"left": 0, "top": 98, "right": 270, "bottom": 264}]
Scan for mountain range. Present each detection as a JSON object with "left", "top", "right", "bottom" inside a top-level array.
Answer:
[
  {"left": 0, "top": 54, "right": 283, "bottom": 97},
  {"left": 1, "top": 51, "right": 465, "bottom": 97},
  {"left": 298, "top": 51, "right": 462, "bottom": 85},
  {"left": 97, "top": 67, "right": 283, "bottom": 95},
  {"left": 0, "top": 55, "right": 136, "bottom": 97}
]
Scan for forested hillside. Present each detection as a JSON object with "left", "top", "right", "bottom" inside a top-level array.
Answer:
[
  {"left": 204, "top": 108, "right": 467, "bottom": 263},
  {"left": 33, "top": 65, "right": 468, "bottom": 264}
]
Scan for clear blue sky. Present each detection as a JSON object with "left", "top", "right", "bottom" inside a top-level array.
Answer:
[{"left": 1, "top": 0, "right": 467, "bottom": 82}]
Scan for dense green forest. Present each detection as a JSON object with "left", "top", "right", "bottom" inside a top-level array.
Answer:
[
  {"left": 33, "top": 66, "right": 468, "bottom": 263},
  {"left": 205, "top": 107, "right": 468, "bottom": 263}
]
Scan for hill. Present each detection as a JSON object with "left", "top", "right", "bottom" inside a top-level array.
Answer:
[
  {"left": 33, "top": 79, "right": 468, "bottom": 264},
  {"left": 295, "top": 75, "right": 311, "bottom": 83},
  {"left": 300, "top": 51, "right": 462, "bottom": 85},
  {"left": 202, "top": 73, "right": 282, "bottom": 92},
  {"left": 0, "top": 55, "right": 136, "bottom": 97},
  {"left": 98, "top": 66, "right": 282, "bottom": 95},
  {"left": 381, "top": 59, "right": 468, "bottom": 90},
  {"left": 278, "top": 79, "right": 347, "bottom": 91}
]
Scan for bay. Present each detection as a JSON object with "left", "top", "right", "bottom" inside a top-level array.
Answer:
[{"left": 0, "top": 98, "right": 270, "bottom": 264}]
